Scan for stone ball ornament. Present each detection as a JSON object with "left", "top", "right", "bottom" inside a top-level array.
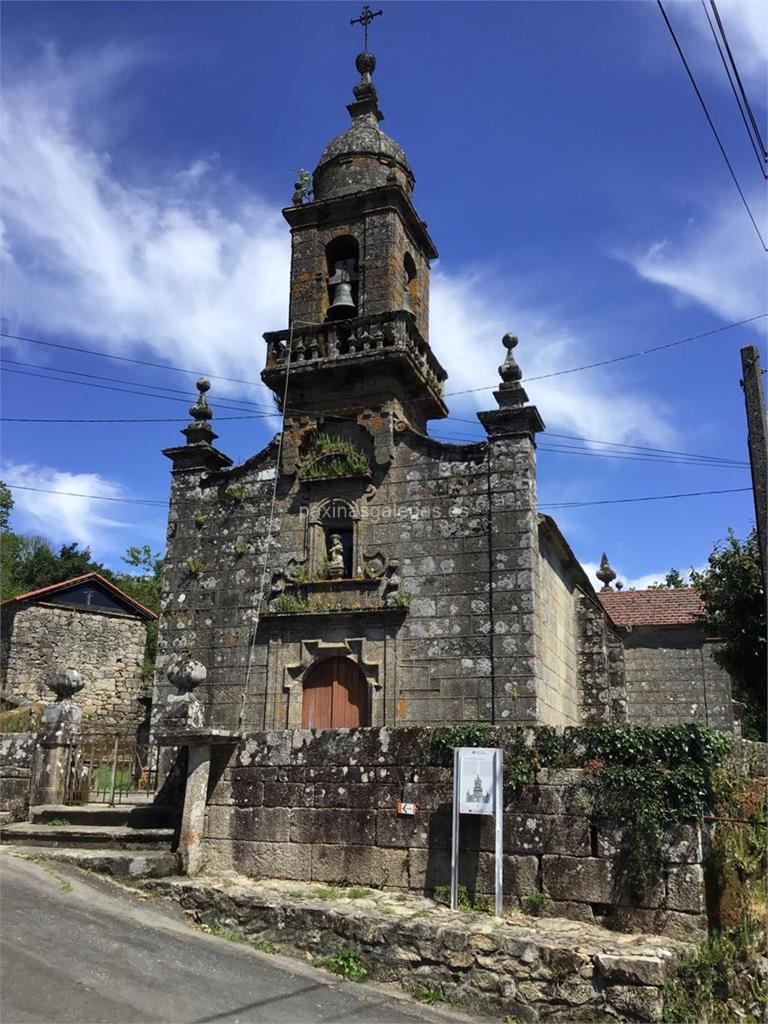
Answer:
[
  {"left": 45, "top": 668, "right": 84, "bottom": 702},
  {"left": 355, "top": 51, "right": 376, "bottom": 76},
  {"left": 166, "top": 657, "right": 208, "bottom": 693}
]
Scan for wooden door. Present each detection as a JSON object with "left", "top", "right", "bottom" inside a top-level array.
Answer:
[{"left": 301, "top": 657, "right": 367, "bottom": 729}]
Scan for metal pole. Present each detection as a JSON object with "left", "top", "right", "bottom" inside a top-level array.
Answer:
[
  {"left": 450, "top": 746, "right": 460, "bottom": 911},
  {"left": 108, "top": 735, "right": 119, "bottom": 806}
]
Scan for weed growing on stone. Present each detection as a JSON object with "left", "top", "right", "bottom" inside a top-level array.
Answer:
[
  {"left": 433, "top": 883, "right": 490, "bottom": 913},
  {"left": 253, "top": 938, "right": 277, "bottom": 954},
  {"left": 46, "top": 818, "right": 70, "bottom": 826},
  {"left": 394, "top": 893, "right": 409, "bottom": 902},
  {"left": 316, "top": 946, "right": 368, "bottom": 982},
  {"left": 521, "top": 891, "right": 548, "bottom": 917},
  {"left": 314, "top": 886, "right": 342, "bottom": 900},
  {"left": 200, "top": 923, "right": 240, "bottom": 942},
  {"left": 344, "top": 887, "right": 373, "bottom": 899},
  {"left": 410, "top": 986, "right": 442, "bottom": 1005}
]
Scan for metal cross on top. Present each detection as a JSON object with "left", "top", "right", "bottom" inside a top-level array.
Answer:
[{"left": 350, "top": 5, "right": 383, "bottom": 51}]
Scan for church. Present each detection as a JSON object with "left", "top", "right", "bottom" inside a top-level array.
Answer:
[{"left": 154, "top": 42, "right": 736, "bottom": 739}]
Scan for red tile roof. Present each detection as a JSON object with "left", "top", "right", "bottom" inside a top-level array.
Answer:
[
  {"left": 1, "top": 572, "right": 156, "bottom": 620},
  {"left": 598, "top": 588, "right": 703, "bottom": 628}
]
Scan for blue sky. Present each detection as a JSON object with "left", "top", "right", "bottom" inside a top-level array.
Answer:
[{"left": 1, "top": 0, "right": 766, "bottom": 587}]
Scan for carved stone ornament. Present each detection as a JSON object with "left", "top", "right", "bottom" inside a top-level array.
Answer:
[
  {"left": 363, "top": 550, "right": 388, "bottom": 579},
  {"left": 166, "top": 657, "right": 208, "bottom": 693},
  {"left": 45, "top": 668, "right": 84, "bottom": 702}
]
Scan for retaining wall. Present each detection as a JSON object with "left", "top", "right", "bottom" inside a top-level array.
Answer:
[{"left": 202, "top": 726, "right": 707, "bottom": 940}]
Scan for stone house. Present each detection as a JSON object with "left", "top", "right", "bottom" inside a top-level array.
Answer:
[
  {"left": 1, "top": 573, "right": 156, "bottom": 726},
  {"left": 597, "top": 587, "right": 736, "bottom": 733},
  {"left": 153, "top": 48, "right": 736, "bottom": 738}
]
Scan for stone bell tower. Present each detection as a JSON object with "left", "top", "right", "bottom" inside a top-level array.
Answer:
[{"left": 262, "top": 48, "right": 447, "bottom": 432}]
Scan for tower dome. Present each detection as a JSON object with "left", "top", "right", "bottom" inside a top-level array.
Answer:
[{"left": 312, "top": 51, "right": 415, "bottom": 201}]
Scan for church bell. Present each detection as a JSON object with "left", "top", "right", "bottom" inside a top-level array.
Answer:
[{"left": 327, "top": 259, "right": 358, "bottom": 321}]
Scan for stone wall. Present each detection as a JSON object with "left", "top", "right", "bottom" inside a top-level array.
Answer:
[
  {"left": 200, "top": 727, "right": 706, "bottom": 940},
  {"left": 0, "top": 731, "right": 34, "bottom": 821},
  {"left": 622, "top": 628, "right": 734, "bottom": 732},
  {"left": 534, "top": 528, "right": 580, "bottom": 726},
  {"left": 156, "top": 420, "right": 552, "bottom": 732},
  {"left": 1, "top": 603, "right": 148, "bottom": 725}
]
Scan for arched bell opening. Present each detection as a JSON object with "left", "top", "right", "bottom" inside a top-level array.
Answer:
[
  {"left": 325, "top": 235, "right": 359, "bottom": 322},
  {"left": 403, "top": 252, "right": 417, "bottom": 313},
  {"left": 301, "top": 656, "right": 368, "bottom": 729}
]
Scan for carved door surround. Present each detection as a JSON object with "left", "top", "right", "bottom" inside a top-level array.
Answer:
[{"left": 280, "top": 637, "right": 384, "bottom": 728}]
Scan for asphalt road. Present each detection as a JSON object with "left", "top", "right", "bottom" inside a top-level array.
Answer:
[{"left": 0, "top": 853, "right": 474, "bottom": 1024}]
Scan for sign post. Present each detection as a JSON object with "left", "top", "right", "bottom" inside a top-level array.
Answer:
[{"left": 451, "top": 746, "right": 504, "bottom": 917}]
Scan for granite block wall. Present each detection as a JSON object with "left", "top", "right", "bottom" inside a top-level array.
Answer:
[
  {"left": 1, "top": 603, "right": 148, "bottom": 725},
  {"left": 199, "top": 727, "right": 707, "bottom": 940},
  {"left": 622, "top": 628, "right": 734, "bottom": 732},
  {"left": 0, "top": 731, "right": 34, "bottom": 821},
  {"left": 156, "top": 417, "right": 556, "bottom": 732}
]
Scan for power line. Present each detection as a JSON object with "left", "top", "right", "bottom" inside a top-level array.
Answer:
[
  {"left": 700, "top": 0, "right": 767, "bottom": 178},
  {"left": 443, "top": 314, "right": 768, "bottom": 396},
  {"left": 3, "top": 480, "right": 752, "bottom": 511},
  {"left": 3, "top": 311, "right": 766, "bottom": 403},
  {"left": 656, "top": 0, "right": 768, "bottom": 250},
  {"left": 709, "top": 0, "right": 768, "bottom": 158}
]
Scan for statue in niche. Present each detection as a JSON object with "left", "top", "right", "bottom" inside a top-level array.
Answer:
[{"left": 327, "top": 533, "right": 345, "bottom": 579}]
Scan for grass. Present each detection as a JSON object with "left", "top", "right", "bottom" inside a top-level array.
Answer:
[
  {"left": 410, "top": 986, "right": 443, "bottom": 1005},
  {"left": 316, "top": 946, "right": 368, "bottom": 982},
  {"left": 521, "top": 891, "right": 549, "bottom": 917},
  {"left": 253, "top": 937, "right": 277, "bottom": 954},
  {"left": 199, "top": 922, "right": 240, "bottom": 942},
  {"left": 433, "top": 883, "right": 491, "bottom": 913},
  {"left": 46, "top": 818, "right": 71, "bottom": 827}
]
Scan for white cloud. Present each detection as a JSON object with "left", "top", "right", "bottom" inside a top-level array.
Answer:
[
  {"left": 674, "top": 0, "right": 768, "bottom": 92},
  {"left": 1, "top": 44, "right": 674, "bottom": 448},
  {"left": 3, "top": 462, "right": 133, "bottom": 548},
  {"left": 625, "top": 203, "right": 768, "bottom": 323},
  {"left": 431, "top": 270, "right": 675, "bottom": 445},
  {"left": 1, "top": 46, "right": 289, "bottom": 393}
]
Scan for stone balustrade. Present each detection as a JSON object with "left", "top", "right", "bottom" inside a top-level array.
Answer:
[{"left": 263, "top": 311, "right": 446, "bottom": 398}]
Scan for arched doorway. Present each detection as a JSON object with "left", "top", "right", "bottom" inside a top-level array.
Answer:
[{"left": 301, "top": 657, "right": 368, "bottom": 729}]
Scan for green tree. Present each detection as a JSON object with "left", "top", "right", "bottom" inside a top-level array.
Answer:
[
  {"left": 113, "top": 545, "right": 164, "bottom": 679},
  {"left": 0, "top": 481, "right": 13, "bottom": 532},
  {"left": 648, "top": 569, "right": 687, "bottom": 590},
  {"left": 692, "top": 529, "right": 766, "bottom": 740}
]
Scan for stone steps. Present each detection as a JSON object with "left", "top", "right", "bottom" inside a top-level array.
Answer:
[
  {"left": 30, "top": 803, "right": 175, "bottom": 830},
  {"left": 0, "top": 822, "right": 174, "bottom": 850},
  {"left": 3, "top": 846, "right": 178, "bottom": 878}
]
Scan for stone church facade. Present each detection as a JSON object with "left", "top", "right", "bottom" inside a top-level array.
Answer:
[{"left": 153, "top": 50, "right": 734, "bottom": 738}]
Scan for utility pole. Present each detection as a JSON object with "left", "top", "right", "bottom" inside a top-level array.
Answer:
[{"left": 740, "top": 345, "right": 768, "bottom": 593}]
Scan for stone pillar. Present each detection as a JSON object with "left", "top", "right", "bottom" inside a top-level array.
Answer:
[
  {"left": 30, "top": 669, "right": 84, "bottom": 808},
  {"left": 156, "top": 656, "right": 211, "bottom": 875},
  {"left": 177, "top": 742, "right": 211, "bottom": 876}
]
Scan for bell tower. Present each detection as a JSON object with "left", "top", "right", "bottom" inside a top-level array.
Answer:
[{"left": 262, "top": 39, "right": 447, "bottom": 431}]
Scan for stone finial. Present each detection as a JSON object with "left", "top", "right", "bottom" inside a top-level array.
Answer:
[
  {"left": 499, "top": 334, "right": 522, "bottom": 384},
  {"left": 348, "top": 50, "right": 383, "bottom": 121},
  {"left": 182, "top": 378, "right": 218, "bottom": 446},
  {"left": 45, "top": 668, "right": 84, "bottom": 702},
  {"left": 494, "top": 333, "right": 529, "bottom": 409},
  {"left": 596, "top": 553, "right": 617, "bottom": 592},
  {"left": 166, "top": 657, "right": 207, "bottom": 693}
]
